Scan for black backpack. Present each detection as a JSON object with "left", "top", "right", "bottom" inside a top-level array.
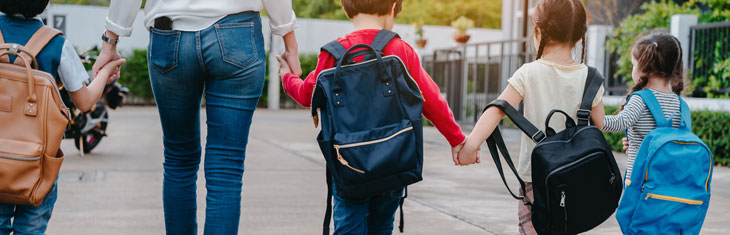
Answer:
[
  {"left": 312, "top": 30, "right": 424, "bottom": 234},
  {"left": 484, "top": 67, "right": 622, "bottom": 234}
]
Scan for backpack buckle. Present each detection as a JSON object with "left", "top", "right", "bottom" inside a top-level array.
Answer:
[
  {"left": 577, "top": 109, "right": 591, "bottom": 121},
  {"left": 531, "top": 131, "right": 546, "bottom": 143}
]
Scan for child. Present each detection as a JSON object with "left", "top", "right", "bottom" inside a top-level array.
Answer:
[
  {"left": 0, "top": 0, "right": 125, "bottom": 233},
  {"left": 276, "top": 0, "right": 466, "bottom": 233},
  {"left": 598, "top": 32, "right": 684, "bottom": 182},
  {"left": 457, "top": 0, "right": 603, "bottom": 234}
]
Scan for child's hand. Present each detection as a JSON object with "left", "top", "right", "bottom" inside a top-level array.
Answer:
[
  {"left": 457, "top": 138, "right": 481, "bottom": 166},
  {"left": 97, "top": 59, "right": 126, "bottom": 84},
  {"left": 275, "top": 54, "right": 292, "bottom": 78},
  {"left": 451, "top": 138, "right": 466, "bottom": 165},
  {"left": 622, "top": 137, "right": 629, "bottom": 151}
]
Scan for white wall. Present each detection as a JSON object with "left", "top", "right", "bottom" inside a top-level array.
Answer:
[{"left": 47, "top": 4, "right": 502, "bottom": 55}]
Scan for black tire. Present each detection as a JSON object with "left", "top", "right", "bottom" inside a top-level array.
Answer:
[{"left": 74, "top": 110, "right": 108, "bottom": 153}]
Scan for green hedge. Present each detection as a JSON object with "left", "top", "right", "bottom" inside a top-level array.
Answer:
[
  {"left": 121, "top": 49, "right": 154, "bottom": 101},
  {"left": 603, "top": 105, "right": 730, "bottom": 166}
]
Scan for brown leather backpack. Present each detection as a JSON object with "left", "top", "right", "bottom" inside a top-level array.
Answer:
[{"left": 0, "top": 26, "right": 70, "bottom": 206}]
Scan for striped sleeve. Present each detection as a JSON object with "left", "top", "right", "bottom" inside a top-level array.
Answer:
[{"left": 602, "top": 95, "right": 645, "bottom": 133}]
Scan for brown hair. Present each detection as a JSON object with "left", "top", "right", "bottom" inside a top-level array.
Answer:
[
  {"left": 622, "top": 33, "right": 685, "bottom": 109},
  {"left": 341, "top": 0, "right": 402, "bottom": 18},
  {"left": 533, "top": 0, "right": 588, "bottom": 63}
]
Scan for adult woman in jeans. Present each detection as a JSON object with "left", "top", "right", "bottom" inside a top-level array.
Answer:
[{"left": 93, "top": 1, "right": 301, "bottom": 234}]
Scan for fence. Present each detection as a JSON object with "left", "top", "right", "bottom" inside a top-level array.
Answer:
[
  {"left": 422, "top": 38, "right": 534, "bottom": 123},
  {"left": 689, "top": 21, "right": 730, "bottom": 95}
]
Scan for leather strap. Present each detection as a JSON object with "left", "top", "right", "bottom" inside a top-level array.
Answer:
[
  {"left": 577, "top": 67, "right": 604, "bottom": 126},
  {"left": 484, "top": 100, "right": 546, "bottom": 143},
  {"left": 23, "top": 26, "right": 63, "bottom": 61}
]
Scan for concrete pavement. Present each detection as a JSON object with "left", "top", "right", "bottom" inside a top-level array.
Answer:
[{"left": 47, "top": 107, "right": 730, "bottom": 234}]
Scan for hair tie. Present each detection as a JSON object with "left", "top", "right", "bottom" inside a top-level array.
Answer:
[{"left": 652, "top": 42, "right": 658, "bottom": 48}]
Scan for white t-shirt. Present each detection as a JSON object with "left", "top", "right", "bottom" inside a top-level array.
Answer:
[
  {"left": 507, "top": 59, "right": 604, "bottom": 182},
  {"left": 106, "top": 0, "right": 297, "bottom": 37}
]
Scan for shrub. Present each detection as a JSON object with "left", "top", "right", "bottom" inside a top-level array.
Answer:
[{"left": 121, "top": 49, "right": 154, "bottom": 102}]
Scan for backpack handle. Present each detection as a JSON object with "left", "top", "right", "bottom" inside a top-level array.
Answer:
[
  {"left": 545, "top": 109, "right": 576, "bottom": 137},
  {"left": 332, "top": 44, "right": 392, "bottom": 97},
  {"left": 0, "top": 50, "right": 38, "bottom": 115}
]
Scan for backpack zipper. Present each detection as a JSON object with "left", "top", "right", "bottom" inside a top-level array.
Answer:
[
  {"left": 333, "top": 126, "right": 413, "bottom": 174},
  {"left": 644, "top": 193, "right": 703, "bottom": 205},
  {"left": 0, "top": 153, "right": 40, "bottom": 161},
  {"left": 641, "top": 140, "right": 712, "bottom": 192},
  {"left": 560, "top": 190, "right": 568, "bottom": 233}
]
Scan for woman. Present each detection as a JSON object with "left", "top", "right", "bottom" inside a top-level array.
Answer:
[{"left": 93, "top": 1, "right": 301, "bottom": 234}]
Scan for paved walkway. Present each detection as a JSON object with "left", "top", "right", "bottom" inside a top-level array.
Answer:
[{"left": 47, "top": 107, "right": 730, "bottom": 234}]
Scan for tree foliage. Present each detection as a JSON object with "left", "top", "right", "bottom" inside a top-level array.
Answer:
[
  {"left": 292, "top": 0, "right": 501, "bottom": 28},
  {"left": 605, "top": 0, "right": 730, "bottom": 96}
]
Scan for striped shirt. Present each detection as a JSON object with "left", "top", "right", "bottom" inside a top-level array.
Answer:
[{"left": 602, "top": 89, "right": 680, "bottom": 179}]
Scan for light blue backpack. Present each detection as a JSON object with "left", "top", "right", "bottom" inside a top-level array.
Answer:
[{"left": 616, "top": 89, "right": 713, "bottom": 235}]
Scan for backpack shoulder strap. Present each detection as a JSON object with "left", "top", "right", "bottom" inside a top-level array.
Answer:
[
  {"left": 371, "top": 29, "right": 400, "bottom": 52},
  {"left": 485, "top": 100, "right": 546, "bottom": 143},
  {"left": 577, "top": 66, "right": 604, "bottom": 126},
  {"left": 23, "top": 26, "right": 63, "bottom": 59},
  {"left": 630, "top": 89, "right": 669, "bottom": 128},
  {"left": 678, "top": 97, "right": 691, "bottom": 130},
  {"left": 321, "top": 40, "right": 347, "bottom": 62}
]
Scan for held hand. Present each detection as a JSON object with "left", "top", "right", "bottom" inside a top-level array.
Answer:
[
  {"left": 284, "top": 50, "right": 302, "bottom": 77},
  {"left": 93, "top": 36, "right": 122, "bottom": 81},
  {"left": 451, "top": 138, "right": 466, "bottom": 165},
  {"left": 622, "top": 137, "right": 629, "bottom": 151},
  {"left": 456, "top": 139, "right": 481, "bottom": 166},
  {"left": 275, "top": 54, "right": 292, "bottom": 78},
  {"left": 97, "top": 59, "right": 126, "bottom": 84}
]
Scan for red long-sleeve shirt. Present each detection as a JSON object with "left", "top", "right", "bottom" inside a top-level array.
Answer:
[{"left": 282, "top": 29, "right": 465, "bottom": 147}]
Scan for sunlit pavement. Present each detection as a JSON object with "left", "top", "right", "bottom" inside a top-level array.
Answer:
[{"left": 47, "top": 107, "right": 730, "bottom": 234}]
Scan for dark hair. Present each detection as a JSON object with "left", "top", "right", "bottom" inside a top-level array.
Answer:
[
  {"left": 533, "top": 0, "right": 588, "bottom": 63},
  {"left": 0, "top": 0, "right": 49, "bottom": 19},
  {"left": 341, "top": 0, "right": 402, "bottom": 18},
  {"left": 622, "top": 33, "right": 684, "bottom": 109}
]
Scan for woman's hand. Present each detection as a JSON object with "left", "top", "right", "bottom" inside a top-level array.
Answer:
[{"left": 282, "top": 31, "right": 302, "bottom": 76}]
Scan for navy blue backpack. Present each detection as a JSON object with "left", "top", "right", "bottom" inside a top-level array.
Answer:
[{"left": 310, "top": 30, "right": 424, "bottom": 234}]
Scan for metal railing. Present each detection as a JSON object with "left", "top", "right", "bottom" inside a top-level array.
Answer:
[
  {"left": 689, "top": 21, "right": 730, "bottom": 95},
  {"left": 423, "top": 38, "right": 534, "bottom": 123}
]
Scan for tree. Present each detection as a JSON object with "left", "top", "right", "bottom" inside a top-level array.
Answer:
[{"left": 584, "top": 0, "right": 650, "bottom": 26}]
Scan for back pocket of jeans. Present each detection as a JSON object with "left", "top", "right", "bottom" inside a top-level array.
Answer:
[
  {"left": 148, "top": 28, "right": 181, "bottom": 73},
  {"left": 214, "top": 22, "right": 258, "bottom": 68}
]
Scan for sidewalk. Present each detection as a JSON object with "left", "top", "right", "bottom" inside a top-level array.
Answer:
[{"left": 47, "top": 107, "right": 730, "bottom": 234}]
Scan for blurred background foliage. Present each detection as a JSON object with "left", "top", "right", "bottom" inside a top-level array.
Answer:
[{"left": 53, "top": 0, "right": 501, "bottom": 28}]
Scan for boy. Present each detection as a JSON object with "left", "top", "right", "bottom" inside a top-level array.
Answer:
[
  {"left": 0, "top": 0, "right": 124, "bottom": 233},
  {"left": 276, "top": 0, "right": 469, "bottom": 233}
]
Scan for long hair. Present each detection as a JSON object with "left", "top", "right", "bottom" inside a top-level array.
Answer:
[
  {"left": 533, "top": 0, "right": 588, "bottom": 63},
  {"left": 622, "top": 33, "right": 685, "bottom": 109}
]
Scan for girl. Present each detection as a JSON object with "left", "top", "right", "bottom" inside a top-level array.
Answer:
[
  {"left": 599, "top": 33, "right": 685, "bottom": 182},
  {"left": 456, "top": 0, "right": 605, "bottom": 234}
]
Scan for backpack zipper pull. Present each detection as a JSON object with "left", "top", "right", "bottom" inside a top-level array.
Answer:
[
  {"left": 560, "top": 191, "right": 566, "bottom": 207},
  {"left": 645, "top": 193, "right": 651, "bottom": 200}
]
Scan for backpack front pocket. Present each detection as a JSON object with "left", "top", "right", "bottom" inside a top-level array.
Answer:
[
  {"left": 629, "top": 191, "right": 709, "bottom": 234},
  {"left": 0, "top": 139, "right": 42, "bottom": 196},
  {"left": 333, "top": 120, "right": 417, "bottom": 185}
]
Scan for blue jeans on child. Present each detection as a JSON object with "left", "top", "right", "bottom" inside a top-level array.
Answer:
[
  {"left": 147, "top": 12, "right": 266, "bottom": 235},
  {"left": 0, "top": 183, "right": 57, "bottom": 235},
  {"left": 332, "top": 185, "right": 404, "bottom": 235}
]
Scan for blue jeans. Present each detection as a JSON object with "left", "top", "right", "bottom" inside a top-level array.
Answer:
[
  {"left": 147, "top": 12, "right": 265, "bottom": 235},
  {"left": 332, "top": 186, "right": 404, "bottom": 235},
  {"left": 0, "top": 183, "right": 57, "bottom": 235}
]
